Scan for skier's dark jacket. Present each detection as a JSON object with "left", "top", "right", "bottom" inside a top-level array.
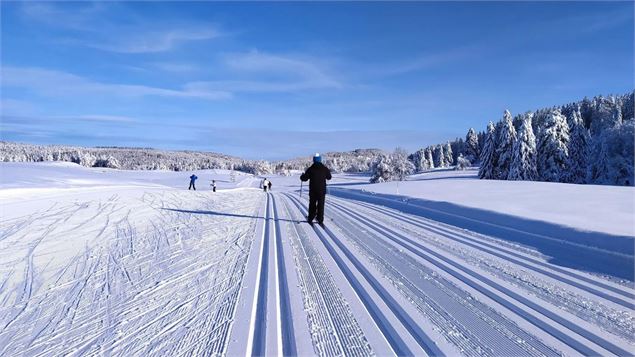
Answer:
[{"left": 300, "top": 162, "right": 332, "bottom": 195}]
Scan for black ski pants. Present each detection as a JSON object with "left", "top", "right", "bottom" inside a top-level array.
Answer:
[{"left": 307, "top": 192, "right": 326, "bottom": 224}]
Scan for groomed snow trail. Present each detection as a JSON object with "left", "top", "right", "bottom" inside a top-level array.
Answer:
[
  {"left": 317, "top": 193, "right": 634, "bottom": 357},
  {"left": 1, "top": 182, "right": 633, "bottom": 356}
]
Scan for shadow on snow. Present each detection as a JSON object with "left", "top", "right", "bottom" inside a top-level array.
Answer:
[
  {"left": 162, "top": 208, "right": 304, "bottom": 224},
  {"left": 329, "top": 188, "right": 635, "bottom": 282}
]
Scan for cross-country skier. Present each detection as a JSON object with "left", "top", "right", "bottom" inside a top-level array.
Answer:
[
  {"left": 189, "top": 174, "right": 198, "bottom": 190},
  {"left": 211, "top": 180, "right": 216, "bottom": 192},
  {"left": 300, "top": 153, "right": 332, "bottom": 226},
  {"left": 262, "top": 178, "right": 269, "bottom": 192},
  {"left": 267, "top": 180, "right": 272, "bottom": 191}
]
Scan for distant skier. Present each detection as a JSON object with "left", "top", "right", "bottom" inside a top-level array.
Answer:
[
  {"left": 211, "top": 180, "right": 216, "bottom": 192},
  {"left": 189, "top": 174, "right": 198, "bottom": 190},
  {"left": 267, "top": 180, "right": 272, "bottom": 191},
  {"left": 262, "top": 178, "right": 269, "bottom": 192},
  {"left": 300, "top": 153, "right": 332, "bottom": 226}
]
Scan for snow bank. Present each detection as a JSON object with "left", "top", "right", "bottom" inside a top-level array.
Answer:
[{"left": 331, "top": 169, "right": 635, "bottom": 237}]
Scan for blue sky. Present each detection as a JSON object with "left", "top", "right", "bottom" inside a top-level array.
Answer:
[{"left": 1, "top": 1, "right": 633, "bottom": 160}]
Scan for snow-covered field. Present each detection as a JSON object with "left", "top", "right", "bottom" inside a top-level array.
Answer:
[
  {"left": 1, "top": 162, "right": 633, "bottom": 356},
  {"left": 334, "top": 168, "right": 635, "bottom": 237}
]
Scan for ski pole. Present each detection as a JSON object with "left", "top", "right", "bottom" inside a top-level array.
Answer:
[{"left": 300, "top": 181, "right": 303, "bottom": 198}]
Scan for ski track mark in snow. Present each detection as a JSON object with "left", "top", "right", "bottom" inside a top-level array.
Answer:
[
  {"left": 347, "top": 198, "right": 634, "bottom": 305},
  {"left": 271, "top": 195, "right": 297, "bottom": 356},
  {"left": 326, "top": 196, "right": 633, "bottom": 356},
  {"left": 245, "top": 192, "right": 375, "bottom": 357},
  {"left": 325, "top": 198, "right": 560, "bottom": 357},
  {"left": 280, "top": 194, "right": 374, "bottom": 357},
  {"left": 0, "top": 189, "right": 262, "bottom": 356},
  {"left": 336, "top": 197, "right": 635, "bottom": 343},
  {"left": 247, "top": 193, "right": 271, "bottom": 356},
  {"left": 285, "top": 193, "right": 442, "bottom": 357},
  {"left": 1, "top": 172, "right": 633, "bottom": 357}
]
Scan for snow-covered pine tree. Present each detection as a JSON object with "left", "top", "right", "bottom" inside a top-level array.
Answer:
[
  {"left": 508, "top": 113, "right": 537, "bottom": 181},
  {"left": 407, "top": 151, "right": 418, "bottom": 172},
  {"left": 433, "top": 145, "right": 445, "bottom": 168},
  {"left": 425, "top": 147, "right": 435, "bottom": 170},
  {"left": 450, "top": 138, "right": 465, "bottom": 163},
  {"left": 392, "top": 147, "right": 415, "bottom": 181},
  {"left": 465, "top": 128, "right": 479, "bottom": 163},
  {"left": 478, "top": 131, "right": 486, "bottom": 152},
  {"left": 370, "top": 153, "right": 394, "bottom": 183},
  {"left": 512, "top": 113, "right": 523, "bottom": 132},
  {"left": 408, "top": 149, "right": 426, "bottom": 172},
  {"left": 417, "top": 149, "right": 430, "bottom": 171},
  {"left": 495, "top": 110, "right": 517, "bottom": 179},
  {"left": 590, "top": 96, "right": 622, "bottom": 135},
  {"left": 587, "top": 134, "right": 609, "bottom": 185},
  {"left": 537, "top": 109, "right": 570, "bottom": 182},
  {"left": 563, "top": 109, "right": 590, "bottom": 184},
  {"left": 444, "top": 141, "right": 454, "bottom": 167},
  {"left": 587, "top": 120, "right": 634, "bottom": 186},
  {"left": 607, "top": 120, "right": 634, "bottom": 186},
  {"left": 622, "top": 92, "right": 634, "bottom": 121},
  {"left": 252, "top": 160, "right": 272, "bottom": 175},
  {"left": 455, "top": 154, "right": 471, "bottom": 170},
  {"left": 478, "top": 122, "right": 497, "bottom": 179}
]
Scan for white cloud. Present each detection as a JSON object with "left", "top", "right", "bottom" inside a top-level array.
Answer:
[
  {"left": 359, "top": 46, "right": 479, "bottom": 78},
  {"left": 185, "top": 79, "right": 332, "bottom": 94},
  {"left": 183, "top": 50, "right": 344, "bottom": 94},
  {"left": 72, "top": 114, "right": 139, "bottom": 123},
  {"left": 152, "top": 62, "right": 200, "bottom": 72},
  {"left": 224, "top": 50, "right": 341, "bottom": 87},
  {"left": 1, "top": 98, "right": 35, "bottom": 115},
  {"left": 1, "top": 114, "right": 140, "bottom": 125},
  {"left": 87, "top": 28, "right": 221, "bottom": 54},
  {"left": 20, "top": 2, "right": 105, "bottom": 31},
  {"left": 1, "top": 67, "right": 231, "bottom": 100},
  {"left": 19, "top": 2, "right": 222, "bottom": 53}
]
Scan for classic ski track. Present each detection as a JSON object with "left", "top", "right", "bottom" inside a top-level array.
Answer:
[
  {"left": 280, "top": 194, "right": 375, "bottom": 357},
  {"left": 285, "top": 193, "right": 443, "bottom": 357},
  {"left": 246, "top": 193, "right": 271, "bottom": 356},
  {"left": 331, "top": 196, "right": 635, "bottom": 343},
  {"left": 326, "top": 196, "right": 632, "bottom": 356},
  {"left": 270, "top": 194, "right": 296, "bottom": 356},
  {"left": 329, "top": 189, "right": 631, "bottom": 259},
  {"left": 246, "top": 193, "right": 303, "bottom": 357},
  {"left": 323, "top": 199, "right": 559, "bottom": 357},
  {"left": 343, "top": 196, "right": 635, "bottom": 304}
]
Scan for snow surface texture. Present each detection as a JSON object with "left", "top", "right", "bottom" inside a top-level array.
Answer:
[
  {"left": 341, "top": 168, "right": 635, "bottom": 238},
  {"left": 1, "top": 162, "right": 633, "bottom": 356}
]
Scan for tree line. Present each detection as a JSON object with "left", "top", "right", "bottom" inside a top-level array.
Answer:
[
  {"left": 0, "top": 142, "right": 385, "bottom": 176},
  {"left": 400, "top": 92, "right": 633, "bottom": 186}
]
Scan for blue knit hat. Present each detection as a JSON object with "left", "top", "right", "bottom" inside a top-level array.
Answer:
[{"left": 313, "top": 152, "right": 321, "bottom": 163}]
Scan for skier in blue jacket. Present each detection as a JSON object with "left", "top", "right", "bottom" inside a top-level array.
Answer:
[{"left": 189, "top": 174, "right": 198, "bottom": 190}]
